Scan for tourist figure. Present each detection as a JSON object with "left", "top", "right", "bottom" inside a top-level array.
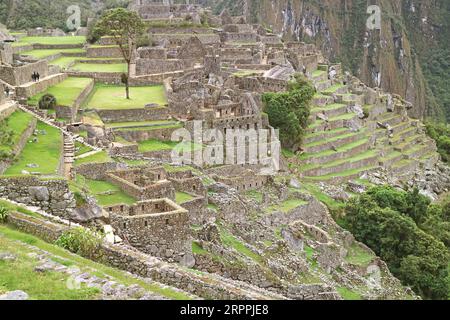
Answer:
[
  {"left": 31, "top": 72, "right": 36, "bottom": 82},
  {"left": 36, "top": 72, "right": 40, "bottom": 81},
  {"left": 4, "top": 86, "right": 10, "bottom": 97}
]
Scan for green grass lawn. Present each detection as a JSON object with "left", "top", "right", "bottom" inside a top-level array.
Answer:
[
  {"left": 50, "top": 56, "right": 77, "bottom": 68},
  {"left": 175, "top": 191, "right": 195, "bottom": 204},
  {"left": 138, "top": 139, "right": 202, "bottom": 153},
  {"left": 21, "top": 48, "right": 85, "bottom": 59},
  {"left": 85, "top": 84, "right": 167, "bottom": 110},
  {"left": 0, "top": 225, "right": 191, "bottom": 300},
  {"left": 70, "top": 63, "right": 127, "bottom": 73},
  {"left": 74, "top": 151, "right": 112, "bottom": 166},
  {"left": 345, "top": 244, "right": 374, "bottom": 267},
  {"left": 28, "top": 77, "right": 92, "bottom": 107},
  {"left": 0, "top": 110, "right": 34, "bottom": 157},
  {"left": 106, "top": 120, "right": 176, "bottom": 129},
  {"left": 5, "top": 121, "right": 62, "bottom": 176},
  {"left": 75, "top": 142, "right": 92, "bottom": 157},
  {"left": 266, "top": 199, "right": 308, "bottom": 213},
  {"left": 16, "top": 36, "right": 86, "bottom": 45},
  {"left": 337, "top": 287, "right": 362, "bottom": 300},
  {"left": 74, "top": 175, "right": 135, "bottom": 207}
]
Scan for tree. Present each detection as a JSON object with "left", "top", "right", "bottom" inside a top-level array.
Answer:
[{"left": 93, "top": 8, "right": 145, "bottom": 99}]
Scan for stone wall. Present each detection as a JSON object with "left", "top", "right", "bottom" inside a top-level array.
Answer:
[
  {"left": 54, "top": 78, "right": 93, "bottom": 120},
  {"left": 0, "top": 176, "right": 75, "bottom": 218},
  {"left": 0, "top": 116, "right": 36, "bottom": 174},
  {"left": 16, "top": 73, "right": 67, "bottom": 99},
  {"left": 0, "top": 43, "right": 13, "bottom": 65},
  {"left": 135, "top": 59, "right": 194, "bottom": 76},
  {"left": 115, "top": 125, "right": 180, "bottom": 143},
  {"left": 4, "top": 207, "right": 285, "bottom": 299},
  {"left": 87, "top": 46, "right": 122, "bottom": 58},
  {"left": 0, "top": 60, "right": 49, "bottom": 86},
  {"left": 74, "top": 162, "right": 124, "bottom": 180},
  {"left": 107, "top": 199, "right": 191, "bottom": 263},
  {"left": 6, "top": 211, "right": 66, "bottom": 243},
  {"left": 96, "top": 106, "right": 169, "bottom": 123}
]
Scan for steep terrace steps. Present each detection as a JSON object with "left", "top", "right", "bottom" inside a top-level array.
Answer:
[
  {"left": 321, "top": 83, "right": 348, "bottom": 96},
  {"left": 301, "top": 137, "right": 372, "bottom": 166},
  {"left": 393, "top": 134, "right": 426, "bottom": 152},
  {"left": 391, "top": 126, "right": 420, "bottom": 144},
  {"left": 379, "top": 150, "right": 404, "bottom": 168},
  {"left": 390, "top": 121, "right": 414, "bottom": 134},
  {"left": 16, "top": 104, "right": 101, "bottom": 153},
  {"left": 312, "top": 93, "right": 333, "bottom": 107},
  {"left": 403, "top": 142, "right": 437, "bottom": 160},
  {"left": 315, "top": 80, "right": 333, "bottom": 92},
  {"left": 303, "top": 127, "right": 350, "bottom": 145},
  {"left": 311, "top": 69, "right": 328, "bottom": 82},
  {"left": 377, "top": 113, "right": 405, "bottom": 127},
  {"left": 301, "top": 149, "right": 379, "bottom": 177},
  {"left": 310, "top": 103, "right": 348, "bottom": 119},
  {"left": 303, "top": 165, "right": 379, "bottom": 184},
  {"left": 307, "top": 113, "right": 358, "bottom": 134},
  {"left": 303, "top": 130, "right": 367, "bottom": 154}
]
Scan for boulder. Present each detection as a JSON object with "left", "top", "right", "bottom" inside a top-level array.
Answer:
[
  {"left": 0, "top": 290, "right": 29, "bottom": 300},
  {"left": 28, "top": 186, "right": 50, "bottom": 201}
]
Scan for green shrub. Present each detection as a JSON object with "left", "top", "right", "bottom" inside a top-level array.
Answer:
[
  {"left": 425, "top": 121, "right": 450, "bottom": 163},
  {"left": 38, "top": 93, "right": 57, "bottom": 110},
  {"left": 0, "top": 206, "right": 9, "bottom": 223},
  {"left": 343, "top": 186, "right": 449, "bottom": 299},
  {"left": 55, "top": 227, "right": 103, "bottom": 258},
  {"left": 262, "top": 74, "right": 315, "bottom": 150}
]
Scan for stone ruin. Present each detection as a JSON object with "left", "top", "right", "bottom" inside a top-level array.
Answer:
[{"left": 106, "top": 198, "right": 192, "bottom": 263}]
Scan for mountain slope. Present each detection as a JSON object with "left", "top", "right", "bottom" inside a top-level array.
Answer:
[{"left": 207, "top": 0, "right": 450, "bottom": 121}]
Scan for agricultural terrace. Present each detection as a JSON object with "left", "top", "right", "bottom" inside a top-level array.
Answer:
[
  {"left": 85, "top": 84, "right": 167, "bottom": 110},
  {"left": 5, "top": 121, "right": 63, "bottom": 176},
  {"left": 27, "top": 77, "right": 93, "bottom": 107}
]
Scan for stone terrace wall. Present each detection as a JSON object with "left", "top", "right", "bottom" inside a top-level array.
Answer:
[
  {"left": 0, "top": 117, "right": 36, "bottom": 174},
  {"left": 96, "top": 107, "right": 169, "bottom": 123},
  {"left": 108, "top": 199, "right": 191, "bottom": 262},
  {"left": 0, "top": 176, "right": 75, "bottom": 218},
  {"left": 115, "top": 125, "right": 180, "bottom": 143},
  {"left": 16, "top": 73, "right": 67, "bottom": 99},
  {"left": 4, "top": 209, "right": 286, "bottom": 299},
  {"left": 75, "top": 162, "right": 124, "bottom": 180},
  {"left": 87, "top": 46, "right": 122, "bottom": 58},
  {"left": 0, "top": 60, "right": 49, "bottom": 86},
  {"left": 135, "top": 59, "right": 194, "bottom": 76}
]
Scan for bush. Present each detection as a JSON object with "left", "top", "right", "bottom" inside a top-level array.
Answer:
[
  {"left": 38, "top": 94, "right": 57, "bottom": 110},
  {"left": 55, "top": 227, "right": 103, "bottom": 258},
  {"left": 425, "top": 121, "right": 450, "bottom": 163},
  {"left": 0, "top": 206, "right": 9, "bottom": 223},
  {"left": 262, "top": 74, "right": 315, "bottom": 150},
  {"left": 343, "top": 186, "right": 449, "bottom": 299}
]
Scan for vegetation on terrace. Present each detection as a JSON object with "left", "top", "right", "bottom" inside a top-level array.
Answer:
[
  {"left": 0, "top": 110, "right": 34, "bottom": 160},
  {"left": 0, "top": 225, "right": 191, "bottom": 300},
  {"left": 85, "top": 84, "right": 167, "bottom": 110},
  {"left": 341, "top": 186, "right": 450, "bottom": 300},
  {"left": 70, "top": 63, "right": 127, "bottom": 73},
  {"left": 28, "top": 77, "right": 92, "bottom": 108},
  {"left": 5, "top": 121, "right": 62, "bottom": 176},
  {"left": 262, "top": 74, "right": 315, "bottom": 150}
]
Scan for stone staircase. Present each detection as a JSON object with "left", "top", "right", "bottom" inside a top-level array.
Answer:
[
  {"left": 290, "top": 64, "right": 439, "bottom": 184},
  {"left": 16, "top": 104, "right": 102, "bottom": 154}
]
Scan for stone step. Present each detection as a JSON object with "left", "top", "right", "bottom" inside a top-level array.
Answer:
[
  {"left": 301, "top": 149, "right": 379, "bottom": 177},
  {"left": 302, "top": 138, "right": 371, "bottom": 165},
  {"left": 303, "top": 165, "right": 379, "bottom": 184},
  {"left": 307, "top": 113, "right": 357, "bottom": 134},
  {"left": 404, "top": 142, "right": 437, "bottom": 160},
  {"left": 315, "top": 80, "right": 333, "bottom": 91},
  {"left": 379, "top": 150, "right": 404, "bottom": 167},
  {"left": 312, "top": 94, "right": 333, "bottom": 107},
  {"left": 303, "top": 127, "right": 350, "bottom": 145},
  {"left": 391, "top": 121, "right": 412, "bottom": 134},
  {"left": 311, "top": 70, "right": 328, "bottom": 82},
  {"left": 304, "top": 129, "right": 364, "bottom": 153},
  {"left": 310, "top": 103, "right": 348, "bottom": 119},
  {"left": 391, "top": 127, "right": 420, "bottom": 145},
  {"left": 322, "top": 83, "right": 348, "bottom": 95}
]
